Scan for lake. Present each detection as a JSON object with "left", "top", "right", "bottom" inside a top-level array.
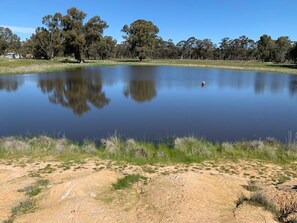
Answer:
[{"left": 1, "top": 65, "right": 297, "bottom": 142}]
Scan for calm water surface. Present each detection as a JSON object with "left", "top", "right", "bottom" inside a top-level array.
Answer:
[{"left": 1, "top": 65, "right": 297, "bottom": 142}]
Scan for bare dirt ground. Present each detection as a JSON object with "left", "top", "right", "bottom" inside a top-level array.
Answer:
[{"left": 0, "top": 159, "right": 296, "bottom": 223}]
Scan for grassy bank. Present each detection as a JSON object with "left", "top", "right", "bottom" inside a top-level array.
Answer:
[
  {"left": 141, "top": 59, "right": 297, "bottom": 75},
  {"left": 0, "top": 59, "right": 118, "bottom": 75},
  {"left": 1, "top": 136, "right": 296, "bottom": 165},
  {"left": 1, "top": 58, "right": 297, "bottom": 75}
]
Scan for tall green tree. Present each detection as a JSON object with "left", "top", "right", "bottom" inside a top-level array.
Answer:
[
  {"left": 176, "top": 40, "right": 187, "bottom": 60},
  {"left": 122, "top": 19, "right": 159, "bottom": 61},
  {"left": 219, "top": 37, "right": 232, "bottom": 60},
  {"left": 290, "top": 43, "right": 297, "bottom": 63},
  {"left": 177, "top": 37, "right": 197, "bottom": 59},
  {"left": 87, "top": 36, "right": 116, "bottom": 60},
  {"left": 42, "top": 13, "right": 63, "bottom": 59},
  {"left": 19, "top": 39, "right": 34, "bottom": 57},
  {"left": 97, "top": 36, "right": 117, "bottom": 60},
  {"left": 273, "top": 36, "right": 292, "bottom": 63},
  {"left": 0, "top": 27, "right": 21, "bottom": 54},
  {"left": 193, "top": 39, "right": 216, "bottom": 59},
  {"left": 30, "top": 27, "right": 51, "bottom": 59},
  {"left": 25, "top": 13, "right": 63, "bottom": 59},
  {"left": 84, "top": 16, "right": 108, "bottom": 58},
  {"left": 257, "top": 35, "right": 275, "bottom": 62},
  {"left": 154, "top": 38, "right": 179, "bottom": 59},
  {"left": 61, "top": 7, "right": 87, "bottom": 62},
  {"left": 114, "top": 42, "right": 132, "bottom": 59}
]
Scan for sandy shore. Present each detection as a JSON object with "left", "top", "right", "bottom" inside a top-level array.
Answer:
[{"left": 1, "top": 159, "right": 296, "bottom": 223}]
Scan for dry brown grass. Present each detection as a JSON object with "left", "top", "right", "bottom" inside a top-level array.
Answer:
[{"left": 1, "top": 59, "right": 297, "bottom": 75}]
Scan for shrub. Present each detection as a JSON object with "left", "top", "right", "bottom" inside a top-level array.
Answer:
[
  {"left": 174, "top": 137, "right": 212, "bottom": 157},
  {"left": 101, "top": 136, "right": 125, "bottom": 155},
  {"left": 221, "top": 142, "right": 234, "bottom": 151}
]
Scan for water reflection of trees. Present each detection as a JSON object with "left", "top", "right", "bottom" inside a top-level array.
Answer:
[
  {"left": 124, "top": 66, "right": 157, "bottom": 103},
  {"left": 38, "top": 76, "right": 110, "bottom": 115},
  {"left": 124, "top": 79, "right": 156, "bottom": 102},
  {"left": 0, "top": 78, "right": 22, "bottom": 92},
  {"left": 254, "top": 73, "right": 266, "bottom": 94},
  {"left": 289, "top": 76, "right": 297, "bottom": 96}
]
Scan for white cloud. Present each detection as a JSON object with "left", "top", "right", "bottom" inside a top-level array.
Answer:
[{"left": 0, "top": 25, "right": 35, "bottom": 34}]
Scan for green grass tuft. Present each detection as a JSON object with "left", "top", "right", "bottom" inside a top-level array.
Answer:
[
  {"left": 11, "top": 199, "right": 36, "bottom": 217},
  {"left": 242, "top": 182, "right": 261, "bottom": 192},
  {"left": 18, "top": 179, "right": 49, "bottom": 197},
  {"left": 235, "top": 192, "right": 282, "bottom": 220},
  {"left": 112, "top": 174, "right": 147, "bottom": 190},
  {"left": 248, "top": 192, "right": 280, "bottom": 215}
]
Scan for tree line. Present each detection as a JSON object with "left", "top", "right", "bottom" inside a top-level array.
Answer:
[{"left": 1, "top": 7, "right": 297, "bottom": 63}]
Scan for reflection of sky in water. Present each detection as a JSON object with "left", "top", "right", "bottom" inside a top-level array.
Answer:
[{"left": 0, "top": 66, "right": 297, "bottom": 142}]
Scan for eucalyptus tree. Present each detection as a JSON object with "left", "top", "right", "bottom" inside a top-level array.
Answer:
[
  {"left": 239, "top": 36, "right": 256, "bottom": 60},
  {"left": 29, "top": 8, "right": 108, "bottom": 61},
  {"left": 30, "top": 27, "right": 51, "bottom": 59},
  {"left": 114, "top": 42, "right": 132, "bottom": 59},
  {"left": 273, "top": 36, "right": 292, "bottom": 63},
  {"left": 25, "top": 13, "right": 62, "bottom": 59},
  {"left": 228, "top": 36, "right": 256, "bottom": 60},
  {"left": 290, "top": 43, "right": 297, "bottom": 63},
  {"left": 42, "top": 13, "right": 63, "bottom": 59},
  {"left": 219, "top": 37, "right": 232, "bottom": 60},
  {"left": 176, "top": 40, "right": 187, "bottom": 59},
  {"left": 88, "top": 36, "right": 117, "bottom": 60},
  {"left": 84, "top": 16, "right": 108, "bottom": 58},
  {"left": 60, "top": 7, "right": 109, "bottom": 62},
  {"left": 257, "top": 35, "right": 275, "bottom": 62},
  {"left": 164, "top": 39, "right": 179, "bottom": 59},
  {"left": 156, "top": 39, "right": 179, "bottom": 59},
  {"left": 185, "top": 37, "right": 197, "bottom": 59},
  {"left": 122, "top": 19, "right": 159, "bottom": 61},
  {"left": 61, "top": 7, "right": 87, "bottom": 62},
  {"left": 177, "top": 37, "right": 197, "bottom": 59},
  {"left": 193, "top": 39, "right": 216, "bottom": 59},
  {"left": 19, "top": 38, "right": 34, "bottom": 56},
  {"left": 0, "top": 27, "right": 21, "bottom": 54}
]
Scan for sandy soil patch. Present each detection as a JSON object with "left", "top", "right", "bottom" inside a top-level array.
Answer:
[{"left": 0, "top": 160, "right": 296, "bottom": 223}]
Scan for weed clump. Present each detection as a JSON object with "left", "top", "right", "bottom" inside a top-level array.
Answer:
[
  {"left": 248, "top": 140, "right": 265, "bottom": 151},
  {"left": 101, "top": 137, "right": 156, "bottom": 160},
  {"left": 0, "top": 137, "right": 30, "bottom": 153},
  {"left": 221, "top": 142, "right": 234, "bottom": 151},
  {"left": 248, "top": 192, "right": 280, "bottom": 215},
  {"left": 101, "top": 136, "right": 125, "bottom": 155},
  {"left": 174, "top": 137, "right": 212, "bottom": 157},
  {"left": 81, "top": 141, "right": 97, "bottom": 154},
  {"left": 11, "top": 199, "right": 36, "bottom": 217},
  {"left": 18, "top": 179, "right": 49, "bottom": 197},
  {"left": 235, "top": 189, "right": 297, "bottom": 223},
  {"left": 112, "top": 174, "right": 147, "bottom": 190},
  {"left": 242, "top": 182, "right": 261, "bottom": 192}
]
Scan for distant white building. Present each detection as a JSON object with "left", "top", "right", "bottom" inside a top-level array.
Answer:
[{"left": 4, "top": 52, "right": 22, "bottom": 59}]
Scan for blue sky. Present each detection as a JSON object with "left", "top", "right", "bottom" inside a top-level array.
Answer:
[{"left": 0, "top": 0, "right": 296, "bottom": 44}]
